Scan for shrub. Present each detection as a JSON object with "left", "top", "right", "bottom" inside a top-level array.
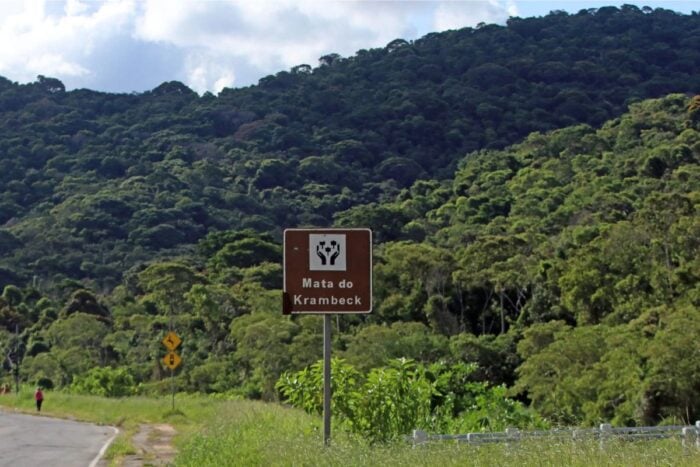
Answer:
[
  {"left": 36, "top": 377, "right": 54, "bottom": 390},
  {"left": 70, "top": 367, "right": 136, "bottom": 397},
  {"left": 277, "top": 358, "right": 545, "bottom": 443}
]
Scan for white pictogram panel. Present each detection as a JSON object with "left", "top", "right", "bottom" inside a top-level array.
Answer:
[{"left": 309, "top": 234, "right": 346, "bottom": 271}]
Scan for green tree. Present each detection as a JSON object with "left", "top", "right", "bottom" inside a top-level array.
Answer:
[
  {"left": 341, "top": 321, "right": 449, "bottom": 372},
  {"left": 137, "top": 262, "right": 205, "bottom": 315},
  {"left": 515, "top": 322, "right": 609, "bottom": 424},
  {"left": 644, "top": 305, "right": 700, "bottom": 424},
  {"left": 230, "top": 312, "right": 299, "bottom": 399}
]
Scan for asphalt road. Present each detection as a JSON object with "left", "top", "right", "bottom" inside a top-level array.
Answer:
[{"left": 0, "top": 409, "right": 117, "bottom": 467}]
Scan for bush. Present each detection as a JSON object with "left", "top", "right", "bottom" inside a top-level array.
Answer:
[
  {"left": 36, "top": 377, "right": 54, "bottom": 390},
  {"left": 277, "top": 358, "right": 545, "bottom": 443},
  {"left": 70, "top": 367, "right": 136, "bottom": 397}
]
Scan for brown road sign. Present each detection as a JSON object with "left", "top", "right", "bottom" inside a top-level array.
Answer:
[
  {"left": 283, "top": 228, "right": 372, "bottom": 314},
  {"left": 162, "top": 351, "right": 182, "bottom": 370},
  {"left": 162, "top": 331, "right": 181, "bottom": 351}
]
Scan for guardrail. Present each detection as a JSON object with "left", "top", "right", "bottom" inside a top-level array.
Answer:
[{"left": 411, "top": 421, "right": 700, "bottom": 448}]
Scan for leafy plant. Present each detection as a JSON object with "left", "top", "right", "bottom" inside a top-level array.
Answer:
[
  {"left": 277, "top": 358, "right": 544, "bottom": 443},
  {"left": 70, "top": 366, "right": 136, "bottom": 397}
]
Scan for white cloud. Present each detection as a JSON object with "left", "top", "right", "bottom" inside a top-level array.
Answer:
[
  {"left": 0, "top": 0, "right": 136, "bottom": 84},
  {"left": 184, "top": 52, "right": 236, "bottom": 94},
  {"left": 0, "top": 0, "right": 517, "bottom": 93},
  {"left": 132, "top": 0, "right": 516, "bottom": 93},
  {"left": 434, "top": 0, "right": 516, "bottom": 31}
]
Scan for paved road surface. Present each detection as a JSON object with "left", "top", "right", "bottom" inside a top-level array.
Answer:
[{"left": 0, "top": 409, "right": 117, "bottom": 467}]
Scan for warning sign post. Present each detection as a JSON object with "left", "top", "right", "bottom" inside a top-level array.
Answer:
[{"left": 283, "top": 228, "right": 372, "bottom": 447}]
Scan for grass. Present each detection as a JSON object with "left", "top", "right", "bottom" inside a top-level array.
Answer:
[
  {"left": 0, "top": 387, "right": 221, "bottom": 464},
  {"left": 175, "top": 403, "right": 700, "bottom": 467},
  {"left": 2, "top": 389, "right": 700, "bottom": 466},
  {"left": 102, "top": 434, "right": 137, "bottom": 462}
]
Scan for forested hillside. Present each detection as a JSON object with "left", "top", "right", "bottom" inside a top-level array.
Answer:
[
  {"left": 355, "top": 93, "right": 699, "bottom": 425},
  {"left": 0, "top": 6, "right": 698, "bottom": 433},
  {"left": 1, "top": 93, "right": 697, "bottom": 429},
  {"left": 1, "top": 6, "right": 700, "bottom": 291}
]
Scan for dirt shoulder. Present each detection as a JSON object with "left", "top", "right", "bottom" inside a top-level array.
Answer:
[{"left": 118, "top": 424, "right": 177, "bottom": 466}]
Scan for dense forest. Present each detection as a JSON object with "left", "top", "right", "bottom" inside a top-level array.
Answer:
[{"left": 0, "top": 6, "right": 699, "bottom": 434}]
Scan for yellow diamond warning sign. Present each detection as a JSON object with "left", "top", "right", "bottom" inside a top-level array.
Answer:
[
  {"left": 162, "top": 351, "right": 182, "bottom": 370},
  {"left": 162, "top": 331, "right": 181, "bottom": 351}
]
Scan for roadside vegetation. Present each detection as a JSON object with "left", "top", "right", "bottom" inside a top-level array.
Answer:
[
  {"left": 1, "top": 93, "right": 696, "bottom": 436},
  {"left": 2, "top": 390, "right": 699, "bottom": 466},
  {"left": 0, "top": 6, "right": 698, "bottom": 462}
]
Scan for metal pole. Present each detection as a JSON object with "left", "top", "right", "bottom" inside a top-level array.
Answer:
[
  {"left": 323, "top": 314, "right": 332, "bottom": 446},
  {"left": 14, "top": 324, "right": 19, "bottom": 395},
  {"left": 169, "top": 305, "right": 175, "bottom": 412}
]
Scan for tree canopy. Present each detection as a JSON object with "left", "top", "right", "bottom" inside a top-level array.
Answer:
[{"left": 0, "top": 7, "right": 698, "bottom": 430}]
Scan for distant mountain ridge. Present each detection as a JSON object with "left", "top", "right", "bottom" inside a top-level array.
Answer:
[{"left": 0, "top": 5, "right": 699, "bottom": 291}]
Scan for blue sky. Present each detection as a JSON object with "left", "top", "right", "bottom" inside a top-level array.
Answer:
[
  {"left": 516, "top": 1, "right": 698, "bottom": 17},
  {"left": 0, "top": 1, "right": 697, "bottom": 95}
]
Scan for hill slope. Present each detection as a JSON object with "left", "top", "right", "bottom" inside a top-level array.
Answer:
[
  {"left": 364, "top": 94, "right": 699, "bottom": 333},
  {"left": 1, "top": 6, "right": 700, "bottom": 291},
  {"left": 272, "top": 94, "right": 699, "bottom": 424},
  {"left": 0, "top": 92, "right": 697, "bottom": 427}
]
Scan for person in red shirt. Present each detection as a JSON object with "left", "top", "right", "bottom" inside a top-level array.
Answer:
[{"left": 34, "top": 387, "right": 44, "bottom": 412}]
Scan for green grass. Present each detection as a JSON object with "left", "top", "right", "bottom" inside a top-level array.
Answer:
[
  {"left": 0, "top": 387, "right": 221, "bottom": 425},
  {"left": 2, "top": 389, "right": 700, "bottom": 466},
  {"left": 101, "top": 434, "right": 137, "bottom": 462},
  {"left": 0, "top": 388, "right": 222, "bottom": 463},
  {"left": 175, "top": 402, "right": 700, "bottom": 467}
]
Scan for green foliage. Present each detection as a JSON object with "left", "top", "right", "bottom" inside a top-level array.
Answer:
[
  {"left": 137, "top": 262, "right": 205, "bottom": 314},
  {"left": 1, "top": 392, "right": 697, "bottom": 466},
  {"left": 349, "top": 359, "right": 434, "bottom": 442},
  {"left": 341, "top": 322, "right": 449, "bottom": 372},
  {"left": 61, "top": 289, "right": 111, "bottom": 322},
  {"left": 515, "top": 323, "right": 609, "bottom": 424},
  {"left": 208, "top": 235, "right": 281, "bottom": 271},
  {"left": 0, "top": 7, "right": 698, "bottom": 437},
  {"left": 515, "top": 305, "right": 700, "bottom": 427},
  {"left": 2, "top": 285, "right": 22, "bottom": 306},
  {"left": 2, "top": 93, "right": 698, "bottom": 433},
  {"left": 643, "top": 305, "right": 700, "bottom": 424},
  {"left": 230, "top": 312, "right": 303, "bottom": 399},
  {"left": 1, "top": 9, "right": 700, "bottom": 291},
  {"left": 277, "top": 358, "right": 543, "bottom": 443},
  {"left": 70, "top": 366, "right": 136, "bottom": 397},
  {"left": 276, "top": 358, "right": 361, "bottom": 417}
]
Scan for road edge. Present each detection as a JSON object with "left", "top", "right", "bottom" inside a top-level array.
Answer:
[{"left": 89, "top": 426, "right": 120, "bottom": 467}]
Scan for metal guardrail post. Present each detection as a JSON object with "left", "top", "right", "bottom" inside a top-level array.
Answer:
[
  {"left": 599, "top": 423, "right": 612, "bottom": 450},
  {"left": 682, "top": 427, "right": 693, "bottom": 450},
  {"left": 412, "top": 429, "right": 428, "bottom": 447},
  {"left": 505, "top": 427, "right": 520, "bottom": 453},
  {"left": 410, "top": 420, "right": 700, "bottom": 449}
]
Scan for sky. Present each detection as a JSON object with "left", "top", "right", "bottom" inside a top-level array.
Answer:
[{"left": 0, "top": 1, "right": 697, "bottom": 95}]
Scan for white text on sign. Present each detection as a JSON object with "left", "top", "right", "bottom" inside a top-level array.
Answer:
[
  {"left": 302, "top": 278, "right": 354, "bottom": 288},
  {"left": 293, "top": 295, "right": 362, "bottom": 306}
]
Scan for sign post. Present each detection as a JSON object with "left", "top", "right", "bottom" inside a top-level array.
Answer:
[
  {"left": 323, "top": 314, "right": 332, "bottom": 445},
  {"left": 162, "top": 331, "right": 182, "bottom": 411},
  {"left": 283, "top": 228, "right": 372, "bottom": 446}
]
